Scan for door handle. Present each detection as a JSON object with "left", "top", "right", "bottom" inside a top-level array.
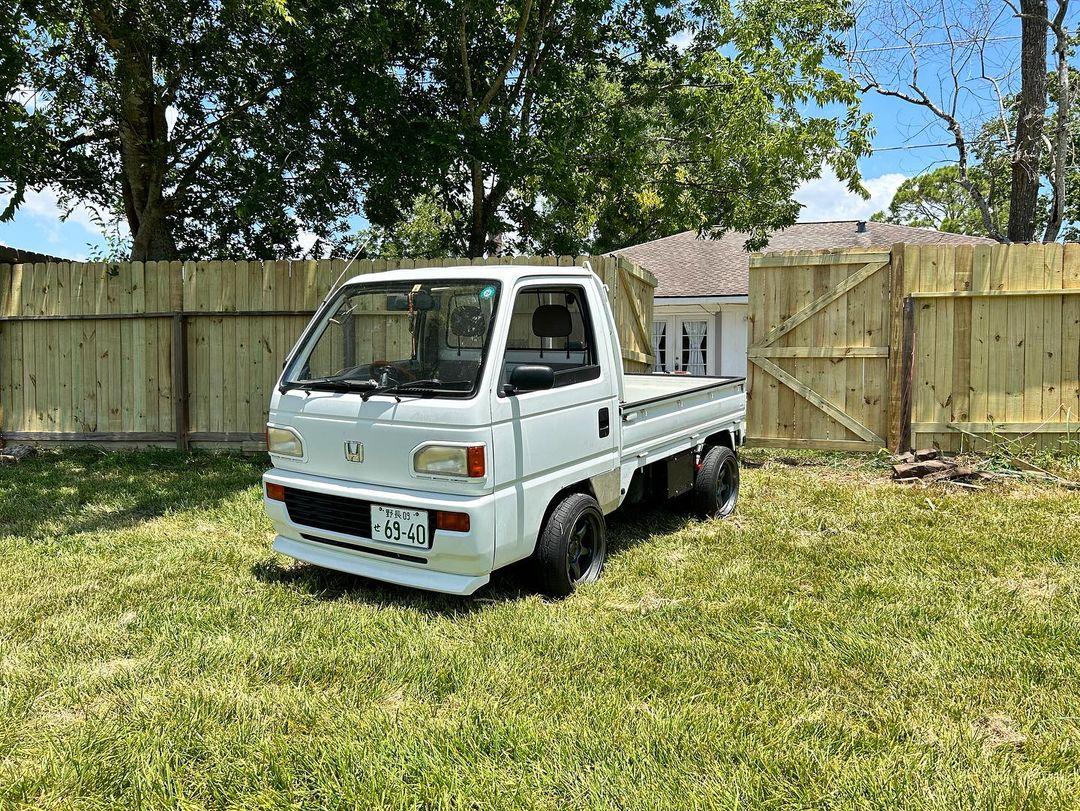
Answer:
[{"left": 598, "top": 407, "right": 610, "bottom": 438}]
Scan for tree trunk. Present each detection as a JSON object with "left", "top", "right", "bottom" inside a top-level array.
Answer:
[
  {"left": 467, "top": 159, "right": 489, "bottom": 258},
  {"left": 117, "top": 50, "right": 177, "bottom": 261},
  {"left": 1009, "top": 0, "right": 1049, "bottom": 243},
  {"left": 129, "top": 201, "right": 177, "bottom": 261},
  {"left": 1042, "top": 1, "right": 1070, "bottom": 243}
]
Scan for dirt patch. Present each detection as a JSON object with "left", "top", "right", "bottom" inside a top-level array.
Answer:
[
  {"left": 973, "top": 714, "right": 1027, "bottom": 752},
  {"left": 992, "top": 573, "right": 1059, "bottom": 606},
  {"left": 609, "top": 593, "right": 687, "bottom": 612},
  {"left": 92, "top": 657, "right": 143, "bottom": 678}
]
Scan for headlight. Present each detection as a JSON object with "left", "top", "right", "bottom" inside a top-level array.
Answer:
[
  {"left": 412, "top": 444, "right": 486, "bottom": 478},
  {"left": 267, "top": 425, "right": 304, "bottom": 458}
]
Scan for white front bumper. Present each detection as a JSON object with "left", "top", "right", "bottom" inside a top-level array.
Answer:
[
  {"left": 271, "top": 535, "right": 489, "bottom": 596},
  {"left": 264, "top": 468, "right": 496, "bottom": 597}
]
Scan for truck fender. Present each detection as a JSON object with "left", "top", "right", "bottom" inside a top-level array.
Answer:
[
  {"left": 704, "top": 429, "right": 736, "bottom": 452},
  {"left": 532, "top": 479, "right": 599, "bottom": 555}
]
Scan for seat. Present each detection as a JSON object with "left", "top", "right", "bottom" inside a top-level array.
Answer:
[{"left": 532, "top": 304, "right": 572, "bottom": 338}]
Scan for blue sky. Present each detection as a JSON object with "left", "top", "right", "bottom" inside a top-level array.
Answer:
[{"left": 0, "top": 4, "right": 1056, "bottom": 258}]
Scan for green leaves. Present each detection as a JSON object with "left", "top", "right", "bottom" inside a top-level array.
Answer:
[
  {"left": 368, "top": 0, "right": 870, "bottom": 255},
  {"left": 3, "top": 0, "right": 870, "bottom": 259}
]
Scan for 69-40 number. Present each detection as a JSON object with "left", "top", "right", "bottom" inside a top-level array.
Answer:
[{"left": 381, "top": 519, "right": 426, "bottom": 546}]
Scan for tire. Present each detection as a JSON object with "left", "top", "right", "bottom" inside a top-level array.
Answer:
[
  {"left": 534, "top": 492, "right": 607, "bottom": 596},
  {"left": 694, "top": 445, "right": 740, "bottom": 518}
]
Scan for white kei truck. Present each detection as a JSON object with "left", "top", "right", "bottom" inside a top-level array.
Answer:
[{"left": 263, "top": 264, "right": 746, "bottom": 596}]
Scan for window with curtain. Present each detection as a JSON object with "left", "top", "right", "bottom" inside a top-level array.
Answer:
[
  {"left": 680, "top": 320, "right": 708, "bottom": 375},
  {"left": 651, "top": 321, "right": 667, "bottom": 372}
]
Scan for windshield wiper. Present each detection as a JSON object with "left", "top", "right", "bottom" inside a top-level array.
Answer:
[
  {"left": 360, "top": 378, "right": 473, "bottom": 400},
  {"left": 392, "top": 378, "right": 471, "bottom": 391},
  {"left": 282, "top": 378, "right": 377, "bottom": 394}
]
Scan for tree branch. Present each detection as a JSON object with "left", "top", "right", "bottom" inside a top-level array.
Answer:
[
  {"left": 473, "top": 0, "right": 535, "bottom": 119},
  {"left": 59, "top": 127, "right": 119, "bottom": 150}
]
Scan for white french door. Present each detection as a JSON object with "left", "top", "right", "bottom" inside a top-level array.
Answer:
[{"left": 651, "top": 315, "right": 713, "bottom": 375}]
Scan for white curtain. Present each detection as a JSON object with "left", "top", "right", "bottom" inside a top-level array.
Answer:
[
  {"left": 683, "top": 320, "right": 708, "bottom": 375},
  {"left": 651, "top": 321, "right": 667, "bottom": 372}
]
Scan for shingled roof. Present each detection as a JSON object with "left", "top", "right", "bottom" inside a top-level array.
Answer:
[{"left": 613, "top": 220, "right": 995, "bottom": 298}]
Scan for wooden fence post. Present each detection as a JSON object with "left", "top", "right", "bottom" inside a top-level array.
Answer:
[
  {"left": 170, "top": 264, "right": 189, "bottom": 451},
  {"left": 886, "top": 243, "right": 910, "bottom": 452},
  {"left": 897, "top": 296, "right": 915, "bottom": 453}
]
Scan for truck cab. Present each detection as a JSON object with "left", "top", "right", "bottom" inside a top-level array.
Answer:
[{"left": 263, "top": 265, "right": 745, "bottom": 596}]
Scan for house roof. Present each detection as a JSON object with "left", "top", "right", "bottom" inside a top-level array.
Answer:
[{"left": 613, "top": 220, "right": 995, "bottom": 298}]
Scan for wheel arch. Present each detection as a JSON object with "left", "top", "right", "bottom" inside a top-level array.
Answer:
[
  {"left": 531, "top": 479, "right": 599, "bottom": 555},
  {"left": 703, "top": 428, "right": 737, "bottom": 452}
]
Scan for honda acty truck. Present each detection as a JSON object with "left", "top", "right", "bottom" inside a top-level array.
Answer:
[{"left": 264, "top": 264, "right": 745, "bottom": 596}]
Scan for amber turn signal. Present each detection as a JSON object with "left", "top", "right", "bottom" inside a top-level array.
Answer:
[
  {"left": 265, "top": 482, "right": 286, "bottom": 502},
  {"left": 436, "top": 511, "right": 470, "bottom": 532},
  {"left": 466, "top": 446, "right": 485, "bottom": 478}
]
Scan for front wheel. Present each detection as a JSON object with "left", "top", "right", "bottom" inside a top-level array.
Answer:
[
  {"left": 533, "top": 493, "right": 607, "bottom": 596},
  {"left": 694, "top": 445, "right": 740, "bottom": 518}
]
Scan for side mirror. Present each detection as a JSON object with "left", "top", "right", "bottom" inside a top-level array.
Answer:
[{"left": 503, "top": 364, "right": 555, "bottom": 395}]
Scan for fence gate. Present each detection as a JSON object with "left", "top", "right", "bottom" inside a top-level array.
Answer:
[{"left": 747, "top": 248, "right": 902, "bottom": 451}]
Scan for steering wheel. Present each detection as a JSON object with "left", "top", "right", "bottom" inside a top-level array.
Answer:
[{"left": 368, "top": 361, "right": 418, "bottom": 385}]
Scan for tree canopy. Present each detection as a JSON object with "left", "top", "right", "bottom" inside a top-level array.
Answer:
[
  {"left": 3, "top": 0, "right": 871, "bottom": 260},
  {"left": 362, "top": 0, "right": 872, "bottom": 256},
  {"left": 2, "top": 0, "right": 434, "bottom": 260}
]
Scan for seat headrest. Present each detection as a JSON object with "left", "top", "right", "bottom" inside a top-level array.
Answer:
[{"left": 532, "top": 304, "right": 572, "bottom": 338}]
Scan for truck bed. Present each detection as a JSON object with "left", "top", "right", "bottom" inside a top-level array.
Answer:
[
  {"left": 622, "top": 373, "right": 744, "bottom": 410},
  {"left": 619, "top": 373, "right": 746, "bottom": 468}
]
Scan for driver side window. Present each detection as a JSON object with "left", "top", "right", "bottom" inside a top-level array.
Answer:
[{"left": 502, "top": 285, "right": 601, "bottom": 389}]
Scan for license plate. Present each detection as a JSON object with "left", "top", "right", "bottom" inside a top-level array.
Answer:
[{"left": 371, "top": 504, "right": 430, "bottom": 548}]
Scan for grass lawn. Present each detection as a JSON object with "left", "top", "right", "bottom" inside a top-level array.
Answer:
[{"left": 1, "top": 449, "right": 1079, "bottom": 809}]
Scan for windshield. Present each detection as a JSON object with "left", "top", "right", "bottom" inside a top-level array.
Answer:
[{"left": 282, "top": 279, "right": 501, "bottom": 398}]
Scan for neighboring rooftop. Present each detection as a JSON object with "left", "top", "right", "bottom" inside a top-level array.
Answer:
[{"left": 613, "top": 220, "right": 995, "bottom": 298}]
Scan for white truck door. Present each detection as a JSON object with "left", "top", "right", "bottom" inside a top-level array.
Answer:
[{"left": 489, "top": 278, "right": 620, "bottom": 567}]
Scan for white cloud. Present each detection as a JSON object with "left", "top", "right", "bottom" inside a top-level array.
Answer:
[
  {"left": 669, "top": 29, "right": 694, "bottom": 52},
  {"left": 795, "top": 167, "right": 908, "bottom": 222},
  {"left": 0, "top": 185, "right": 125, "bottom": 257},
  {"left": 6, "top": 85, "right": 43, "bottom": 110},
  {"left": 15, "top": 186, "right": 102, "bottom": 233},
  {"left": 296, "top": 228, "right": 320, "bottom": 256}
]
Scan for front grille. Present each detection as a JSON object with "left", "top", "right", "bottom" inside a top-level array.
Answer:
[{"left": 284, "top": 487, "right": 372, "bottom": 538}]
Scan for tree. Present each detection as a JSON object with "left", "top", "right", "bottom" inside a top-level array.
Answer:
[
  {"left": 872, "top": 166, "right": 1008, "bottom": 235},
  {"left": 2, "top": 0, "right": 428, "bottom": 260},
  {"left": 850, "top": 0, "right": 1071, "bottom": 243},
  {"left": 361, "top": 0, "right": 871, "bottom": 256},
  {"left": 873, "top": 70, "right": 1076, "bottom": 239}
]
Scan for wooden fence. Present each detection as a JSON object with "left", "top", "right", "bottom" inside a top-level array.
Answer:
[
  {"left": 747, "top": 242, "right": 1080, "bottom": 452},
  {"left": 0, "top": 255, "right": 655, "bottom": 449}
]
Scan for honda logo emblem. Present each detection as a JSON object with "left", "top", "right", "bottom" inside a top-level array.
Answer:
[{"left": 344, "top": 441, "right": 364, "bottom": 462}]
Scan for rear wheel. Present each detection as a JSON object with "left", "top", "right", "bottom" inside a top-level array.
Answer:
[
  {"left": 534, "top": 492, "right": 607, "bottom": 596},
  {"left": 694, "top": 445, "right": 740, "bottom": 518}
]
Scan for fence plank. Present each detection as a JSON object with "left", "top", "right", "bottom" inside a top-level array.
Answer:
[{"left": 0, "top": 255, "right": 643, "bottom": 446}]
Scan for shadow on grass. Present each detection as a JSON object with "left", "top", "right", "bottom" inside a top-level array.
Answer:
[
  {"left": 252, "top": 500, "right": 695, "bottom": 612},
  {"left": 0, "top": 448, "right": 266, "bottom": 538}
]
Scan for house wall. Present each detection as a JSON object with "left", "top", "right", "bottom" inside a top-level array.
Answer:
[{"left": 652, "top": 298, "right": 748, "bottom": 378}]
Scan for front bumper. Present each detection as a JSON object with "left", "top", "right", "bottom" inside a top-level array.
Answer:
[{"left": 263, "top": 468, "right": 495, "bottom": 596}]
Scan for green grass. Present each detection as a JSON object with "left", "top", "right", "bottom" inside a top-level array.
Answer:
[{"left": 1, "top": 449, "right": 1079, "bottom": 809}]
